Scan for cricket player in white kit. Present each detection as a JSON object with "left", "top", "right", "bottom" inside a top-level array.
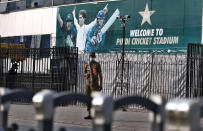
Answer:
[{"left": 72, "top": 4, "right": 108, "bottom": 53}]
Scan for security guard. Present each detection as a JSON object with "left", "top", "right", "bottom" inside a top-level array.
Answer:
[{"left": 84, "top": 51, "right": 103, "bottom": 119}]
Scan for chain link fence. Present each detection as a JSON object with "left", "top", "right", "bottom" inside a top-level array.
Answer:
[{"left": 77, "top": 53, "right": 187, "bottom": 102}]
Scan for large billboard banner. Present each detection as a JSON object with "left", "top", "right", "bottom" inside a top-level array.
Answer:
[{"left": 56, "top": 0, "right": 202, "bottom": 53}]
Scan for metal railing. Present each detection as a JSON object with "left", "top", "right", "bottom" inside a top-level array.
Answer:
[
  {"left": 77, "top": 53, "right": 187, "bottom": 100},
  {"left": 0, "top": 47, "right": 78, "bottom": 97},
  {"left": 0, "top": 87, "right": 202, "bottom": 131},
  {"left": 0, "top": 44, "right": 202, "bottom": 108},
  {"left": 0, "top": 47, "right": 190, "bottom": 107},
  {"left": 186, "top": 43, "right": 203, "bottom": 98}
]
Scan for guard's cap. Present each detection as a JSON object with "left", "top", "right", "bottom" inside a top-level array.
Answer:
[{"left": 89, "top": 51, "right": 96, "bottom": 57}]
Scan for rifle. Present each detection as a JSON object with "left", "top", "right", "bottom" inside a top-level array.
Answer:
[{"left": 89, "top": 61, "right": 94, "bottom": 90}]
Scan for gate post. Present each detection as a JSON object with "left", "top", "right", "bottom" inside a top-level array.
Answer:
[
  {"left": 33, "top": 90, "right": 55, "bottom": 131},
  {"left": 91, "top": 92, "right": 114, "bottom": 131}
]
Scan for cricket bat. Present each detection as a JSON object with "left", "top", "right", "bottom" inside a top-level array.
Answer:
[{"left": 101, "top": 9, "right": 120, "bottom": 34}]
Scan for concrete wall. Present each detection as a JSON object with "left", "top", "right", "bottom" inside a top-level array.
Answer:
[{"left": 0, "top": 6, "right": 57, "bottom": 37}]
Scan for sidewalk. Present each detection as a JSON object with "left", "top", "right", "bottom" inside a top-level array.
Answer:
[{"left": 8, "top": 104, "right": 150, "bottom": 131}]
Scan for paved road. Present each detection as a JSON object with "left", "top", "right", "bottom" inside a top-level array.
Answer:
[{"left": 8, "top": 104, "right": 150, "bottom": 131}]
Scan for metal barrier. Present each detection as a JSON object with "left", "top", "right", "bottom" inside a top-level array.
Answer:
[
  {"left": 165, "top": 99, "right": 203, "bottom": 131},
  {"left": 114, "top": 95, "right": 166, "bottom": 131},
  {"left": 53, "top": 92, "right": 91, "bottom": 107},
  {"left": 1, "top": 87, "right": 203, "bottom": 131},
  {"left": 1, "top": 90, "right": 168, "bottom": 131},
  {"left": 32, "top": 91, "right": 113, "bottom": 131},
  {"left": 0, "top": 87, "right": 34, "bottom": 131},
  {"left": 33, "top": 90, "right": 92, "bottom": 131}
]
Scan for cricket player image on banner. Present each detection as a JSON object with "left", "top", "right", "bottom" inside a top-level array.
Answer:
[
  {"left": 56, "top": 0, "right": 202, "bottom": 53},
  {"left": 72, "top": 4, "right": 108, "bottom": 53},
  {"left": 85, "top": 8, "right": 120, "bottom": 53},
  {"left": 57, "top": 8, "right": 77, "bottom": 47}
]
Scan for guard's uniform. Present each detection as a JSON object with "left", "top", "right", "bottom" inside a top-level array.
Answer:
[{"left": 84, "top": 60, "right": 102, "bottom": 95}]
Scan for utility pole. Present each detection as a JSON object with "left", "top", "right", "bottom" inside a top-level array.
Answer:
[{"left": 117, "top": 15, "right": 130, "bottom": 95}]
